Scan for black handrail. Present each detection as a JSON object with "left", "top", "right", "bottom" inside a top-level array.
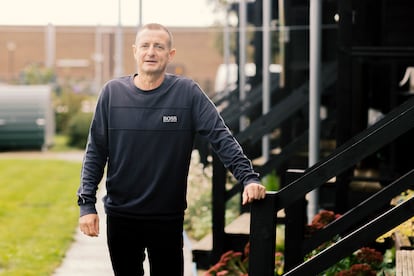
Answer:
[
  {"left": 276, "top": 96, "right": 414, "bottom": 210},
  {"left": 304, "top": 169, "right": 414, "bottom": 253},
  {"left": 286, "top": 194, "right": 414, "bottom": 275},
  {"left": 249, "top": 96, "right": 414, "bottom": 275}
]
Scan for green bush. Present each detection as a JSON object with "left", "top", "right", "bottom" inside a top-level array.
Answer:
[
  {"left": 53, "top": 90, "right": 89, "bottom": 134},
  {"left": 67, "top": 112, "right": 93, "bottom": 149},
  {"left": 262, "top": 170, "right": 280, "bottom": 191}
]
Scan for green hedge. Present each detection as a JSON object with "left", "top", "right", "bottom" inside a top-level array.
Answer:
[{"left": 67, "top": 112, "right": 93, "bottom": 149}]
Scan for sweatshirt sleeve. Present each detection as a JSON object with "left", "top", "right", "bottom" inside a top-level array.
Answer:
[
  {"left": 191, "top": 83, "right": 260, "bottom": 186},
  {"left": 77, "top": 88, "right": 109, "bottom": 217}
]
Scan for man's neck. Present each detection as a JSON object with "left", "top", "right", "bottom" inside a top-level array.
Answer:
[{"left": 134, "top": 73, "right": 165, "bottom": 91}]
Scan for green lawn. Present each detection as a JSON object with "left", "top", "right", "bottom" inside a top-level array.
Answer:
[{"left": 0, "top": 158, "right": 81, "bottom": 276}]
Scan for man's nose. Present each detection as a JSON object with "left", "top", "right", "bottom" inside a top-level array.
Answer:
[{"left": 147, "top": 45, "right": 156, "bottom": 54}]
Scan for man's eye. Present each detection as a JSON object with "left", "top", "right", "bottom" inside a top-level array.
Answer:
[{"left": 155, "top": 45, "right": 164, "bottom": 50}]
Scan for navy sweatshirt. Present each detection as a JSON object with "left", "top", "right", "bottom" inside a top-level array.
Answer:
[{"left": 77, "top": 74, "right": 260, "bottom": 219}]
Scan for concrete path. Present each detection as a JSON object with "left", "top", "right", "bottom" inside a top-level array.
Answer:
[
  {"left": 53, "top": 186, "right": 114, "bottom": 276},
  {"left": 53, "top": 188, "right": 196, "bottom": 276}
]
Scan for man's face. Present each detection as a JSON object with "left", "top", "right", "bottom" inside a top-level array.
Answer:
[{"left": 133, "top": 29, "right": 175, "bottom": 76}]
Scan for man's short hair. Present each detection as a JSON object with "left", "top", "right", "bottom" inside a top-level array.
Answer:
[{"left": 135, "top": 23, "right": 173, "bottom": 49}]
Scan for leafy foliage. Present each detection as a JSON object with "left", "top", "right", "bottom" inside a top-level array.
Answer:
[
  {"left": 66, "top": 112, "right": 93, "bottom": 149},
  {"left": 261, "top": 170, "right": 279, "bottom": 191},
  {"left": 19, "top": 63, "right": 55, "bottom": 85},
  {"left": 306, "top": 210, "right": 396, "bottom": 276},
  {"left": 204, "top": 248, "right": 248, "bottom": 276}
]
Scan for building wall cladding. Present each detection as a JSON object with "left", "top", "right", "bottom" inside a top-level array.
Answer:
[
  {"left": 0, "top": 25, "right": 223, "bottom": 96},
  {"left": 1, "top": 26, "right": 46, "bottom": 81}
]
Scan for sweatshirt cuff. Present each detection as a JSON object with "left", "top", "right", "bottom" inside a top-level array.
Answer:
[
  {"left": 79, "top": 204, "right": 98, "bottom": 217},
  {"left": 244, "top": 177, "right": 261, "bottom": 186}
]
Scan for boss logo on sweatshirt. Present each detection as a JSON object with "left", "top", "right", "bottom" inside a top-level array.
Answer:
[{"left": 163, "top": 115, "right": 178, "bottom": 123}]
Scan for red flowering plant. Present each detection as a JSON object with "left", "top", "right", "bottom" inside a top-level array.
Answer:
[
  {"left": 204, "top": 245, "right": 248, "bottom": 276},
  {"left": 354, "top": 247, "right": 383, "bottom": 270},
  {"left": 305, "top": 209, "right": 341, "bottom": 237},
  {"left": 204, "top": 241, "right": 284, "bottom": 276},
  {"left": 305, "top": 210, "right": 393, "bottom": 276},
  {"left": 328, "top": 247, "right": 383, "bottom": 276},
  {"left": 335, "top": 263, "right": 376, "bottom": 276},
  {"left": 305, "top": 209, "right": 342, "bottom": 259},
  {"left": 204, "top": 250, "right": 248, "bottom": 276}
]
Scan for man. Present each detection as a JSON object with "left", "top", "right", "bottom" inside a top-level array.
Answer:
[{"left": 77, "top": 23, "right": 266, "bottom": 276}]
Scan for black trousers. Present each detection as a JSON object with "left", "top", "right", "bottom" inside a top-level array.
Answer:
[{"left": 106, "top": 215, "right": 184, "bottom": 276}]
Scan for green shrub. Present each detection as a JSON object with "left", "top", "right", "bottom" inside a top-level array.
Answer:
[
  {"left": 67, "top": 112, "right": 93, "bottom": 149},
  {"left": 53, "top": 88, "right": 92, "bottom": 134},
  {"left": 262, "top": 170, "right": 280, "bottom": 191}
]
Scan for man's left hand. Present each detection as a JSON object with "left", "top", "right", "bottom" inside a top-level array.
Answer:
[{"left": 242, "top": 182, "right": 266, "bottom": 205}]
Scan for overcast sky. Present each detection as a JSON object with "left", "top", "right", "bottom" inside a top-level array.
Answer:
[{"left": 0, "top": 0, "right": 221, "bottom": 27}]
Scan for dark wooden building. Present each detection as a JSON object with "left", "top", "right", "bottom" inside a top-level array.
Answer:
[{"left": 196, "top": 0, "right": 414, "bottom": 274}]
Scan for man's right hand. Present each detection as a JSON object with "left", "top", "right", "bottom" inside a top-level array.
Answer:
[{"left": 79, "top": 213, "right": 100, "bottom": 237}]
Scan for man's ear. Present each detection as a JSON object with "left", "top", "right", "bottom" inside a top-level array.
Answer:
[{"left": 168, "top": 48, "right": 176, "bottom": 61}]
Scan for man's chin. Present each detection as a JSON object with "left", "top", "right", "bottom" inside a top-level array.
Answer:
[{"left": 141, "top": 68, "right": 164, "bottom": 75}]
